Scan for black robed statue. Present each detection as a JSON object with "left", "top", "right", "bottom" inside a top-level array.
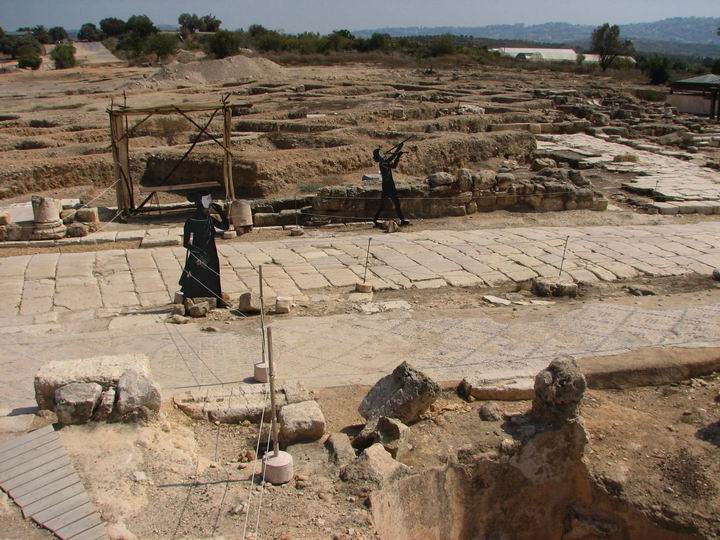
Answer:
[{"left": 179, "top": 191, "right": 230, "bottom": 307}]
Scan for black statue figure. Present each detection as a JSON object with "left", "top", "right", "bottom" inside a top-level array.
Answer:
[
  {"left": 373, "top": 144, "right": 410, "bottom": 228},
  {"left": 179, "top": 191, "right": 230, "bottom": 307}
]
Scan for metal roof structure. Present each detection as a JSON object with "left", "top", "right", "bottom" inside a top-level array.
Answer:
[{"left": 671, "top": 74, "right": 720, "bottom": 89}]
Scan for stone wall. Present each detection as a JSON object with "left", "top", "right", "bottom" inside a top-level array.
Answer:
[{"left": 312, "top": 167, "right": 607, "bottom": 221}]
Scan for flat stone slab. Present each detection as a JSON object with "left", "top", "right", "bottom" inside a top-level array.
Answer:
[{"left": 173, "top": 381, "right": 313, "bottom": 423}]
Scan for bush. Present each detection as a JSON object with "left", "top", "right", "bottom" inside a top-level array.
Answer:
[
  {"left": 643, "top": 55, "right": 672, "bottom": 85},
  {"left": 428, "top": 35, "right": 456, "bottom": 57},
  {"left": 32, "top": 25, "right": 51, "bottom": 44},
  {"left": 50, "top": 43, "right": 76, "bottom": 69},
  {"left": 18, "top": 54, "right": 42, "bottom": 70},
  {"left": 208, "top": 30, "right": 240, "bottom": 59},
  {"left": 153, "top": 117, "right": 188, "bottom": 145},
  {"left": 713, "top": 59, "right": 720, "bottom": 75}
]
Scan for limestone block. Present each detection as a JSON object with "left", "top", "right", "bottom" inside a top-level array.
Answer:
[
  {"left": 339, "top": 443, "right": 411, "bottom": 488},
  {"left": 275, "top": 296, "right": 292, "bottom": 314},
  {"left": 279, "top": 400, "right": 326, "bottom": 445},
  {"left": 55, "top": 382, "right": 103, "bottom": 425},
  {"left": 93, "top": 387, "right": 116, "bottom": 422},
  {"left": 116, "top": 370, "right": 162, "bottom": 420},
  {"left": 75, "top": 207, "right": 99, "bottom": 223},
  {"left": 238, "top": 291, "right": 262, "bottom": 314},
  {"left": 35, "top": 354, "right": 152, "bottom": 410}
]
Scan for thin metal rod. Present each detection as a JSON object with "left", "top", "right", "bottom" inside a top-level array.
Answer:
[
  {"left": 267, "top": 326, "right": 280, "bottom": 457},
  {"left": 363, "top": 237, "right": 372, "bottom": 283},
  {"left": 259, "top": 266, "right": 267, "bottom": 364},
  {"left": 294, "top": 196, "right": 298, "bottom": 227},
  {"left": 559, "top": 235, "right": 570, "bottom": 278}
]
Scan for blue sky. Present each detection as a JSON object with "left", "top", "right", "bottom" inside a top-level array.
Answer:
[{"left": 0, "top": 0, "right": 717, "bottom": 33}]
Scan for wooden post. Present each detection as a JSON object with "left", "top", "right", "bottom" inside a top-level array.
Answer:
[
  {"left": 223, "top": 105, "right": 235, "bottom": 200},
  {"left": 109, "top": 112, "right": 133, "bottom": 213},
  {"left": 259, "top": 265, "right": 267, "bottom": 364},
  {"left": 267, "top": 326, "right": 280, "bottom": 457}
]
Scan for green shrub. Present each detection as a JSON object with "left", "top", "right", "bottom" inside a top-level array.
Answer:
[
  {"left": 643, "top": 55, "right": 672, "bottom": 85},
  {"left": 18, "top": 54, "right": 42, "bottom": 70},
  {"left": 208, "top": 30, "right": 240, "bottom": 59},
  {"left": 428, "top": 35, "right": 456, "bottom": 57},
  {"left": 50, "top": 43, "right": 76, "bottom": 69}
]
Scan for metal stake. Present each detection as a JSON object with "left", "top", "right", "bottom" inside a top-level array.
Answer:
[
  {"left": 267, "top": 326, "right": 280, "bottom": 457},
  {"left": 363, "top": 237, "right": 372, "bottom": 284},
  {"left": 559, "top": 235, "right": 570, "bottom": 278}
]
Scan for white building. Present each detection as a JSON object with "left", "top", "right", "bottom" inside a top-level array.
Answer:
[{"left": 490, "top": 47, "right": 635, "bottom": 65}]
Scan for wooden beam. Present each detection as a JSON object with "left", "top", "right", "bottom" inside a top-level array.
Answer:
[
  {"left": 109, "top": 113, "right": 133, "bottom": 212},
  {"left": 224, "top": 105, "right": 235, "bottom": 200}
]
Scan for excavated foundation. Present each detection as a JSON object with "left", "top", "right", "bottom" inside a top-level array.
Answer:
[{"left": 370, "top": 420, "right": 703, "bottom": 540}]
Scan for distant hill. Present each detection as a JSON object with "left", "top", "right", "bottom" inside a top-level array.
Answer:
[{"left": 354, "top": 17, "right": 720, "bottom": 58}]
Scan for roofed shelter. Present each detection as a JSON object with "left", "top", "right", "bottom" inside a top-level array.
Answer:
[
  {"left": 108, "top": 98, "right": 245, "bottom": 214},
  {"left": 668, "top": 74, "right": 720, "bottom": 120}
]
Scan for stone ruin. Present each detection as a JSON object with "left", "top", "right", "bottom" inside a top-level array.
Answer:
[
  {"left": 30, "top": 196, "right": 66, "bottom": 240},
  {"left": 0, "top": 196, "right": 98, "bottom": 243},
  {"left": 312, "top": 160, "right": 607, "bottom": 222},
  {"left": 34, "top": 354, "right": 162, "bottom": 425}
]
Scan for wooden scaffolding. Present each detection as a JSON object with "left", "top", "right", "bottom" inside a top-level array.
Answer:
[{"left": 108, "top": 98, "right": 243, "bottom": 213}]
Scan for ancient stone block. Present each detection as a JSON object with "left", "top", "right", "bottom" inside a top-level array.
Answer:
[
  {"left": 35, "top": 354, "right": 152, "bottom": 410},
  {"left": 116, "top": 370, "right": 162, "bottom": 420},
  {"left": 93, "top": 387, "right": 116, "bottom": 422},
  {"left": 238, "top": 292, "right": 262, "bottom": 314},
  {"left": 55, "top": 382, "right": 103, "bottom": 425},
  {"left": 279, "top": 400, "right": 326, "bottom": 444},
  {"left": 75, "top": 207, "right": 99, "bottom": 223}
]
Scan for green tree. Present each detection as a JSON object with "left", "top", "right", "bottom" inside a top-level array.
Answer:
[
  {"left": 32, "top": 25, "right": 51, "bottom": 44},
  {"left": 146, "top": 33, "right": 177, "bottom": 62},
  {"left": 48, "top": 26, "right": 69, "bottom": 42},
  {"left": 50, "top": 43, "right": 76, "bottom": 68},
  {"left": 99, "top": 17, "right": 126, "bottom": 37},
  {"left": 248, "top": 24, "right": 268, "bottom": 38},
  {"left": 591, "top": 23, "right": 635, "bottom": 71},
  {"left": 207, "top": 29, "right": 240, "bottom": 58},
  {"left": 198, "top": 15, "right": 222, "bottom": 32},
  {"left": 0, "top": 26, "right": 5, "bottom": 39},
  {"left": 125, "top": 15, "right": 157, "bottom": 38},
  {"left": 178, "top": 13, "right": 200, "bottom": 34},
  {"left": 78, "top": 23, "right": 103, "bottom": 41}
]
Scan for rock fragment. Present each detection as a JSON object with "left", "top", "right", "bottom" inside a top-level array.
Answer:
[
  {"left": 55, "top": 382, "right": 102, "bottom": 425},
  {"left": 359, "top": 362, "right": 440, "bottom": 424}
]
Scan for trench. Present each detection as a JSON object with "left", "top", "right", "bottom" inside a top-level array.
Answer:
[{"left": 370, "top": 422, "right": 704, "bottom": 540}]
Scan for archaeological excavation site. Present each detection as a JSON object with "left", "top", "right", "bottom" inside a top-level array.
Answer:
[{"left": 0, "top": 8, "right": 720, "bottom": 540}]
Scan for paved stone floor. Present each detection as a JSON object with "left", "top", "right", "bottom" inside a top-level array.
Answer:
[
  {"left": 3, "top": 297, "right": 720, "bottom": 433},
  {"left": 2, "top": 222, "right": 720, "bottom": 327},
  {"left": 540, "top": 134, "right": 720, "bottom": 211}
]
